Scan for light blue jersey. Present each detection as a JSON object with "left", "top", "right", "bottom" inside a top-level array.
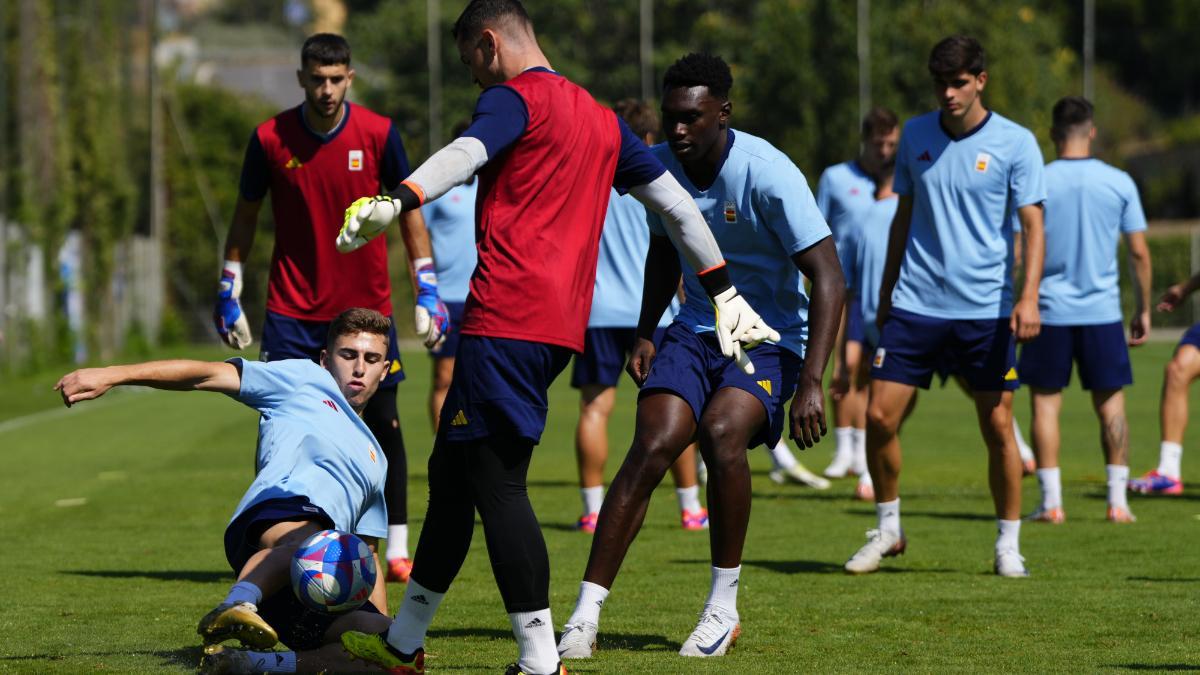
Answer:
[
  {"left": 227, "top": 358, "right": 388, "bottom": 539},
  {"left": 1040, "top": 158, "right": 1147, "bottom": 325},
  {"left": 847, "top": 195, "right": 900, "bottom": 346},
  {"left": 589, "top": 189, "right": 677, "bottom": 328},
  {"left": 421, "top": 181, "right": 478, "bottom": 303},
  {"left": 892, "top": 111, "right": 1046, "bottom": 319},
  {"left": 648, "top": 130, "right": 832, "bottom": 358},
  {"left": 816, "top": 161, "right": 877, "bottom": 277}
]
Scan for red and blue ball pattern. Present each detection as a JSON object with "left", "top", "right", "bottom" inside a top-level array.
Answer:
[{"left": 290, "top": 530, "right": 377, "bottom": 614}]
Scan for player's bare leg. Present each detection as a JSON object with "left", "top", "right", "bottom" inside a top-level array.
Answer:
[
  {"left": 1092, "top": 389, "right": 1134, "bottom": 521},
  {"left": 1028, "top": 387, "right": 1066, "bottom": 523},
  {"left": 974, "top": 390, "right": 1028, "bottom": 576},
  {"left": 670, "top": 443, "right": 709, "bottom": 529},
  {"left": 199, "top": 520, "right": 326, "bottom": 650},
  {"left": 428, "top": 356, "right": 455, "bottom": 432},
  {"left": 845, "top": 379, "right": 915, "bottom": 574},
  {"left": 671, "top": 388, "right": 763, "bottom": 657},
  {"left": 827, "top": 326, "right": 864, "bottom": 478},
  {"left": 1135, "top": 345, "right": 1200, "bottom": 493},
  {"left": 575, "top": 384, "right": 616, "bottom": 530}
]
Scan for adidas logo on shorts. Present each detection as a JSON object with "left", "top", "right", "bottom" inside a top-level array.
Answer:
[{"left": 450, "top": 410, "right": 469, "bottom": 426}]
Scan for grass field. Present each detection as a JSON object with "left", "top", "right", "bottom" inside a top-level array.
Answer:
[{"left": 2, "top": 343, "right": 1198, "bottom": 673}]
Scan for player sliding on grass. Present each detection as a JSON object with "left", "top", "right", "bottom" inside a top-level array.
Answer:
[
  {"left": 215, "top": 33, "right": 437, "bottom": 584},
  {"left": 844, "top": 35, "right": 1047, "bottom": 578},
  {"left": 1018, "top": 96, "right": 1151, "bottom": 524},
  {"left": 56, "top": 308, "right": 396, "bottom": 674},
  {"left": 557, "top": 52, "right": 843, "bottom": 659},
  {"left": 334, "top": 3, "right": 776, "bottom": 674}
]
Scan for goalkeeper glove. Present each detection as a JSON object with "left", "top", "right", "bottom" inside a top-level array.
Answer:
[
  {"left": 213, "top": 260, "right": 253, "bottom": 349},
  {"left": 337, "top": 195, "right": 401, "bottom": 253},
  {"left": 711, "top": 286, "right": 780, "bottom": 375},
  {"left": 413, "top": 258, "right": 450, "bottom": 349}
]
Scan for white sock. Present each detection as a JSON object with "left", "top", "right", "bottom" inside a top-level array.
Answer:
[
  {"left": 510, "top": 608, "right": 559, "bottom": 675},
  {"left": 1158, "top": 441, "right": 1183, "bottom": 479},
  {"left": 834, "top": 427, "right": 854, "bottom": 463},
  {"left": 1107, "top": 464, "right": 1130, "bottom": 509},
  {"left": 243, "top": 650, "right": 297, "bottom": 672},
  {"left": 768, "top": 439, "right": 798, "bottom": 470},
  {"left": 876, "top": 498, "right": 900, "bottom": 535},
  {"left": 1013, "top": 418, "right": 1034, "bottom": 461},
  {"left": 996, "top": 519, "right": 1021, "bottom": 553},
  {"left": 222, "top": 580, "right": 262, "bottom": 607},
  {"left": 1036, "top": 467, "right": 1062, "bottom": 510},
  {"left": 676, "top": 485, "right": 702, "bottom": 513},
  {"left": 386, "top": 524, "right": 409, "bottom": 560},
  {"left": 567, "top": 581, "right": 609, "bottom": 627},
  {"left": 851, "top": 427, "right": 868, "bottom": 474},
  {"left": 704, "top": 566, "right": 741, "bottom": 617},
  {"left": 580, "top": 485, "right": 604, "bottom": 515},
  {"left": 387, "top": 580, "right": 445, "bottom": 655}
]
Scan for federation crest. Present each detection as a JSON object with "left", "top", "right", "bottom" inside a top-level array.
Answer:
[
  {"left": 724, "top": 201, "right": 737, "bottom": 223},
  {"left": 975, "top": 152, "right": 991, "bottom": 173},
  {"left": 348, "top": 149, "right": 363, "bottom": 171}
]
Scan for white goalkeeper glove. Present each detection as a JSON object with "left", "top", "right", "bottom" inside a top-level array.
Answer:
[
  {"left": 712, "top": 287, "right": 781, "bottom": 375},
  {"left": 336, "top": 195, "right": 401, "bottom": 253},
  {"left": 212, "top": 260, "right": 253, "bottom": 349}
]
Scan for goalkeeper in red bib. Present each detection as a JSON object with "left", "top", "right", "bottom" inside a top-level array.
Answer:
[
  {"left": 212, "top": 34, "right": 444, "bottom": 584},
  {"left": 334, "top": 2, "right": 777, "bottom": 673}
]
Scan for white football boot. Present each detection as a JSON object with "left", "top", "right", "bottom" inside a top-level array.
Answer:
[
  {"left": 679, "top": 605, "right": 741, "bottom": 657},
  {"left": 556, "top": 621, "right": 598, "bottom": 659},
  {"left": 844, "top": 528, "right": 907, "bottom": 574}
]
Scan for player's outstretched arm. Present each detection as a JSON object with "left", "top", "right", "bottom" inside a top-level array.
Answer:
[
  {"left": 876, "top": 195, "right": 913, "bottom": 332},
  {"left": 55, "top": 360, "right": 241, "bottom": 407},
  {"left": 790, "top": 237, "right": 846, "bottom": 448},
  {"left": 628, "top": 173, "right": 780, "bottom": 374},
  {"left": 1157, "top": 270, "right": 1200, "bottom": 312},
  {"left": 1012, "top": 203, "right": 1045, "bottom": 342},
  {"left": 1126, "top": 230, "right": 1153, "bottom": 345}
]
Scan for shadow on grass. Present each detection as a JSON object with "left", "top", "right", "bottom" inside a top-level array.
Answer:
[
  {"left": 892, "top": 509, "right": 994, "bottom": 522},
  {"left": 673, "top": 558, "right": 956, "bottom": 575},
  {"left": 0, "top": 646, "right": 203, "bottom": 669},
  {"left": 526, "top": 479, "right": 579, "bottom": 488},
  {"left": 64, "top": 569, "right": 231, "bottom": 583},
  {"left": 600, "top": 631, "right": 678, "bottom": 652},
  {"left": 428, "top": 627, "right": 513, "bottom": 641},
  {"left": 751, "top": 490, "right": 865, "bottom": 502},
  {"left": 541, "top": 521, "right": 586, "bottom": 533},
  {"left": 1107, "top": 664, "right": 1200, "bottom": 671},
  {"left": 1127, "top": 576, "right": 1200, "bottom": 583}
]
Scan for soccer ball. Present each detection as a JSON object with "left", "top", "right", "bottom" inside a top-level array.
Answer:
[{"left": 290, "top": 530, "right": 377, "bottom": 613}]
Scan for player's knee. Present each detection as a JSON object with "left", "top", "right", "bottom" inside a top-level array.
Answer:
[
  {"left": 866, "top": 401, "right": 901, "bottom": 436},
  {"left": 697, "top": 419, "right": 746, "bottom": 465},
  {"left": 1165, "top": 356, "right": 1195, "bottom": 388}
]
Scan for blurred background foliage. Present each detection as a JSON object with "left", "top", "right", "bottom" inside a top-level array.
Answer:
[{"left": 2, "top": 0, "right": 1199, "bottom": 372}]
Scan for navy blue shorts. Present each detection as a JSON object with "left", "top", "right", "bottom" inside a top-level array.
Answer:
[
  {"left": 641, "top": 322, "right": 803, "bottom": 449},
  {"left": 222, "top": 497, "right": 382, "bottom": 651},
  {"left": 1180, "top": 323, "right": 1200, "bottom": 351},
  {"left": 1018, "top": 322, "right": 1132, "bottom": 391},
  {"left": 571, "top": 326, "right": 668, "bottom": 388},
  {"left": 438, "top": 335, "right": 572, "bottom": 444},
  {"left": 845, "top": 297, "right": 866, "bottom": 344},
  {"left": 871, "top": 308, "right": 1018, "bottom": 391},
  {"left": 260, "top": 310, "right": 405, "bottom": 386},
  {"left": 428, "top": 301, "right": 467, "bottom": 359}
]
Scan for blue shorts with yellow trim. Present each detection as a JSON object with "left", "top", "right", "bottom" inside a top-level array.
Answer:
[
  {"left": 871, "top": 308, "right": 1018, "bottom": 391},
  {"left": 260, "top": 310, "right": 405, "bottom": 386},
  {"left": 640, "top": 321, "right": 802, "bottom": 449},
  {"left": 1018, "top": 322, "right": 1132, "bottom": 391},
  {"left": 571, "top": 326, "right": 668, "bottom": 388},
  {"left": 438, "top": 334, "right": 572, "bottom": 444}
]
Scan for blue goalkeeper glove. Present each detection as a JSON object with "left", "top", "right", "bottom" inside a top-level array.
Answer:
[
  {"left": 213, "top": 260, "right": 253, "bottom": 349},
  {"left": 413, "top": 258, "right": 449, "bottom": 349}
]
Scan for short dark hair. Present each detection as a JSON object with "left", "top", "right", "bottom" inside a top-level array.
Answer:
[
  {"left": 861, "top": 107, "right": 899, "bottom": 138},
  {"left": 662, "top": 53, "right": 733, "bottom": 100},
  {"left": 613, "top": 99, "right": 659, "bottom": 139},
  {"left": 452, "top": 0, "right": 531, "bottom": 42},
  {"left": 301, "top": 33, "right": 351, "bottom": 68},
  {"left": 1051, "top": 96, "right": 1094, "bottom": 142},
  {"left": 326, "top": 308, "right": 390, "bottom": 350},
  {"left": 928, "top": 35, "right": 986, "bottom": 78}
]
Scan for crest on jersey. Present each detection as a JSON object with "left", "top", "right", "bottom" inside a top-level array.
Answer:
[
  {"left": 975, "top": 152, "right": 991, "bottom": 173},
  {"left": 724, "top": 201, "right": 737, "bottom": 223},
  {"left": 348, "top": 149, "right": 363, "bottom": 171},
  {"left": 284, "top": 156, "right": 302, "bottom": 169}
]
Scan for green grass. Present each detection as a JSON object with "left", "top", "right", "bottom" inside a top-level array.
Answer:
[{"left": 2, "top": 344, "right": 1198, "bottom": 672}]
